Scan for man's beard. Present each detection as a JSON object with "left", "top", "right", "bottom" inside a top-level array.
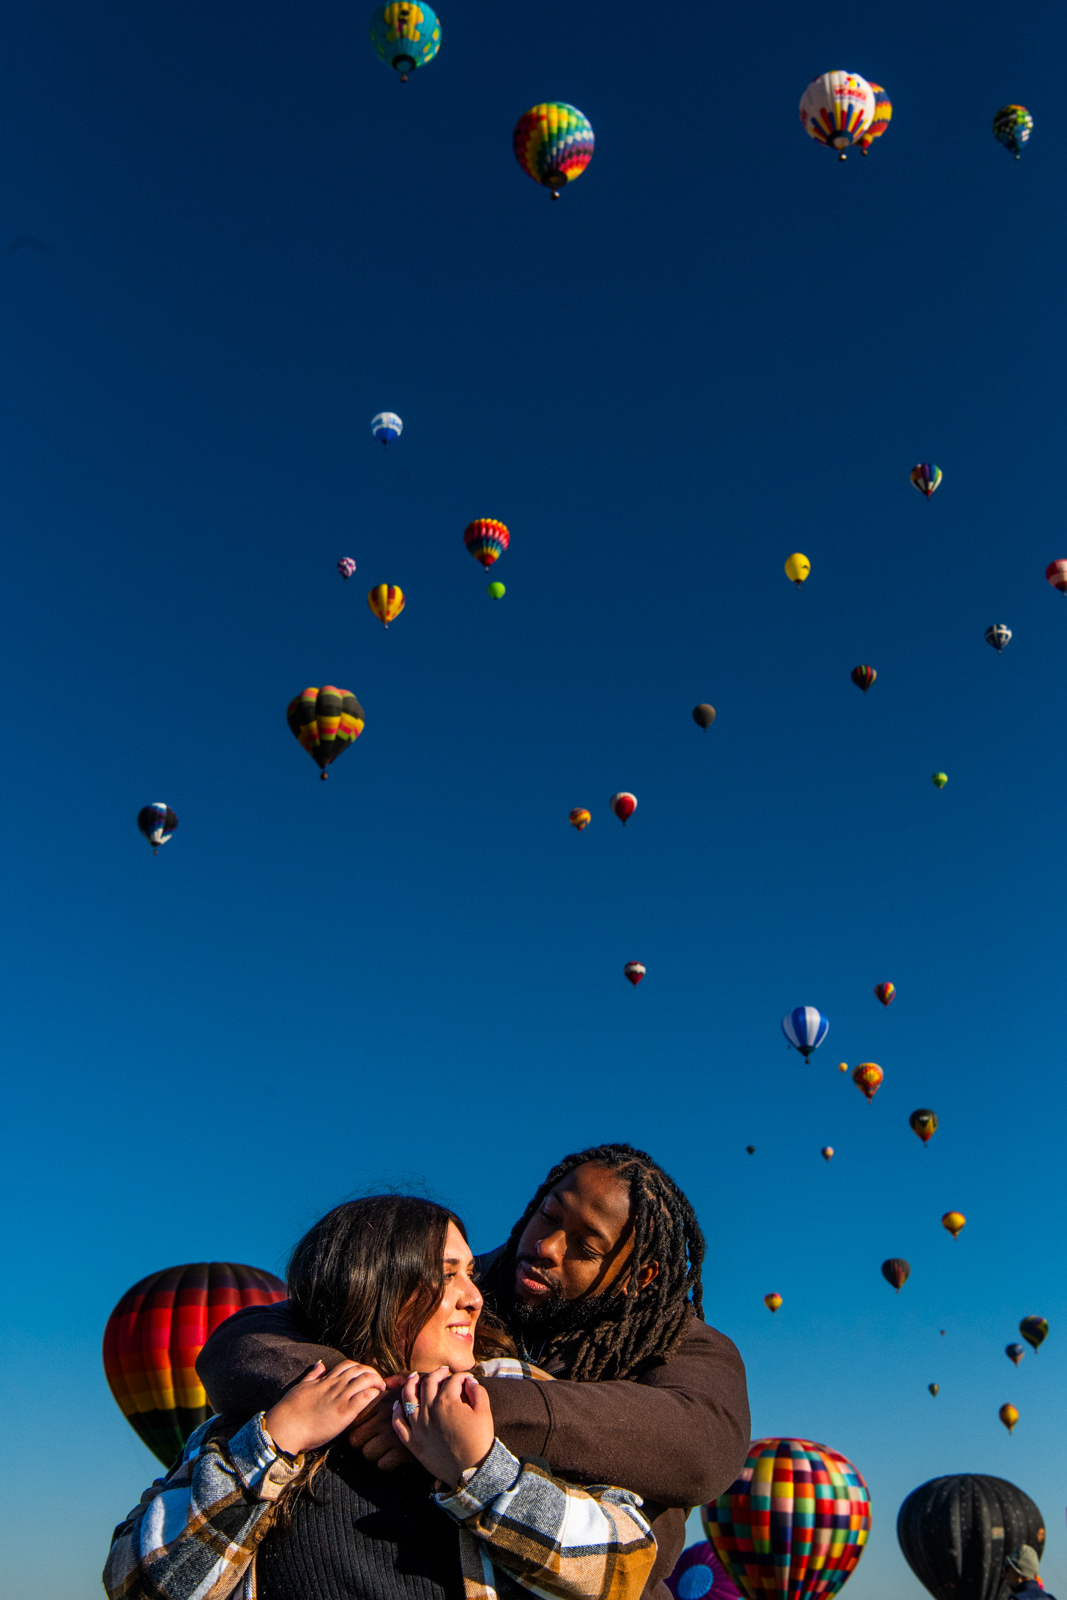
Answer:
[{"left": 511, "top": 1285, "right": 624, "bottom": 1363}]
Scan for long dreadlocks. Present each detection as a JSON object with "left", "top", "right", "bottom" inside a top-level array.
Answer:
[{"left": 481, "top": 1143, "right": 705, "bottom": 1382}]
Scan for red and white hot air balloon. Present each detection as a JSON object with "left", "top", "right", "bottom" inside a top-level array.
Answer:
[
  {"left": 610, "top": 792, "right": 637, "bottom": 826},
  {"left": 623, "top": 961, "right": 646, "bottom": 987},
  {"left": 1046, "top": 560, "right": 1067, "bottom": 595}
]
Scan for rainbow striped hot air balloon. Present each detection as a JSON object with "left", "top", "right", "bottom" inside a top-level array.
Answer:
[
  {"left": 856, "top": 84, "right": 892, "bottom": 154},
  {"left": 911, "top": 463, "right": 942, "bottom": 498},
  {"left": 287, "top": 685, "right": 366, "bottom": 779},
  {"left": 464, "top": 519, "right": 510, "bottom": 570},
  {"left": 103, "top": 1262, "right": 287, "bottom": 1465},
  {"left": 513, "top": 103, "right": 594, "bottom": 199}
]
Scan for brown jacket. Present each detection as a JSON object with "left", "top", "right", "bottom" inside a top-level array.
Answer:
[{"left": 197, "top": 1301, "right": 750, "bottom": 1600}]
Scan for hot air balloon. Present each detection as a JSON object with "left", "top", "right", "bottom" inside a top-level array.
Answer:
[
  {"left": 993, "top": 105, "right": 1033, "bottom": 158},
  {"left": 764, "top": 1294, "right": 782, "bottom": 1314},
  {"left": 370, "top": 411, "right": 403, "bottom": 443},
  {"left": 821, "top": 1146, "right": 834, "bottom": 1161},
  {"left": 911, "top": 463, "right": 942, "bottom": 498},
  {"left": 874, "top": 982, "right": 895, "bottom": 1006},
  {"left": 746, "top": 1145, "right": 755, "bottom": 1155},
  {"left": 137, "top": 803, "right": 178, "bottom": 855},
  {"left": 781, "top": 1006, "right": 829, "bottom": 1060},
  {"left": 1019, "top": 1316, "right": 1048, "bottom": 1351},
  {"left": 1006, "top": 1344, "right": 1025, "bottom": 1367},
  {"left": 882, "top": 1258, "right": 910, "bottom": 1292},
  {"left": 1000, "top": 1404, "right": 1019, "bottom": 1434},
  {"left": 693, "top": 704, "right": 716, "bottom": 729},
  {"left": 799, "top": 72, "right": 876, "bottom": 159},
  {"left": 856, "top": 84, "right": 892, "bottom": 154},
  {"left": 785, "top": 553, "right": 810, "bottom": 587},
  {"left": 853, "top": 1062, "right": 883, "bottom": 1101},
  {"left": 1045, "top": 560, "right": 1067, "bottom": 594},
  {"left": 610, "top": 792, "right": 637, "bottom": 826},
  {"left": 942, "top": 1211, "right": 966, "bottom": 1239},
  {"left": 287, "top": 685, "right": 365, "bottom": 779},
  {"left": 929, "top": 1384, "right": 940, "bottom": 1397},
  {"left": 624, "top": 961, "right": 646, "bottom": 988},
  {"left": 910, "top": 1108, "right": 938, "bottom": 1145},
  {"left": 488, "top": 582, "right": 506, "bottom": 600},
  {"left": 338, "top": 557, "right": 356, "bottom": 580},
  {"left": 665, "top": 1540, "right": 742, "bottom": 1600},
  {"left": 898, "top": 1474, "right": 1046, "bottom": 1600},
  {"left": 932, "top": 772, "right": 948, "bottom": 789},
  {"left": 985, "top": 624, "right": 1011, "bottom": 652},
  {"left": 367, "top": 584, "right": 405, "bottom": 628},
  {"left": 103, "top": 1262, "right": 287, "bottom": 1465},
  {"left": 703, "top": 1437, "right": 871, "bottom": 1600},
  {"left": 569, "top": 808, "right": 591, "bottom": 831},
  {"left": 513, "top": 103, "right": 594, "bottom": 199},
  {"left": 369, "top": 4, "right": 440, "bottom": 79},
  {"left": 464, "top": 518, "right": 509, "bottom": 570},
  {"left": 851, "top": 665, "right": 877, "bottom": 693},
  {"left": 838, "top": 1061, "right": 849, "bottom": 1073}
]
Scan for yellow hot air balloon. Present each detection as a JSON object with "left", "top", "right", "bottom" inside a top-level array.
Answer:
[
  {"left": 368, "top": 584, "right": 405, "bottom": 628},
  {"left": 942, "top": 1211, "right": 966, "bottom": 1239},
  {"left": 838, "top": 1061, "right": 849, "bottom": 1072},
  {"left": 764, "top": 1292, "right": 782, "bottom": 1313},
  {"left": 999, "top": 1403, "right": 1019, "bottom": 1434},
  {"left": 569, "top": 808, "right": 591, "bottom": 832},
  {"left": 785, "top": 553, "right": 811, "bottom": 587}
]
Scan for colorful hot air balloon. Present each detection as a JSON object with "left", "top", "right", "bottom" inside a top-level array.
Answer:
[
  {"left": 821, "top": 1146, "right": 834, "bottom": 1161},
  {"left": 781, "top": 1006, "right": 829, "bottom": 1059},
  {"left": 784, "top": 553, "right": 810, "bottom": 587},
  {"left": 898, "top": 1473, "right": 1046, "bottom": 1600},
  {"left": 993, "top": 105, "right": 1033, "bottom": 158},
  {"left": 370, "top": 411, "right": 403, "bottom": 443},
  {"left": 911, "top": 463, "right": 942, "bottom": 498},
  {"left": 569, "top": 808, "right": 591, "bottom": 831},
  {"left": 853, "top": 1062, "right": 883, "bottom": 1101},
  {"left": 932, "top": 772, "right": 948, "bottom": 789},
  {"left": 464, "top": 518, "right": 509, "bottom": 570},
  {"left": 851, "top": 665, "right": 877, "bottom": 693},
  {"left": 623, "top": 960, "right": 646, "bottom": 988},
  {"left": 610, "top": 792, "right": 638, "bottom": 826},
  {"left": 874, "top": 981, "right": 895, "bottom": 1006},
  {"left": 137, "top": 803, "right": 178, "bottom": 855},
  {"left": 929, "top": 1384, "right": 940, "bottom": 1396},
  {"left": 286, "top": 685, "right": 366, "bottom": 779},
  {"left": 942, "top": 1211, "right": 966, "bottom": 1239},
  {"left": 337, "top": 557, "right": 356, "bottom": 580},
  {"left": 909, "top": 1108, "right": 938, "bottom": 1145},
  {"left": 103, "top": 1262, "right": 287, "bottom": 1465},
  {"left": 367, "top": 584, "right": 405, "bottom": 628},
  {"left": 985, "top": 624, "right": 1012, "bottom": 652},
  {"left": 665, "top": 1541, "right": 742, "bottom": 1600},
  {"left": 799, "top": 72, "right": 876, "bottom": 159},
  {"left": 1006, "top": 1344, "right": 1025, "bottom": 1367},
  {"left": 369, "top": 4, "right": 440, "bottom": 79},
  {"left": 488, "top": 582, "right": 506, "bottom": 600},
  {"left": 703, "top": 1437, "right": 871, "bottom": 1600},
  {"left": 1000, "top": 1403, "right": 1019, "bottom": 1434},
  {"left": 1045, "top": 560, "right": 1067, "bottom": 594},
  {"left": 513, "top": 103, "right": 594, "bottom": 199},
  {"left": 693, "top": 704, "right": 716, "bottom": 729},
  {"left": 882, "top": 1257, "right": 911, "bottom": 1292},
  {"left": 1019, "top": 1316, "right": 1048, "bottom": 1351},
  {"left": 856, "top": 84, "right": 892, "bottom": 154},
  {"left": 764, "top": 1294, "right": 782, "bottom": 1314}
]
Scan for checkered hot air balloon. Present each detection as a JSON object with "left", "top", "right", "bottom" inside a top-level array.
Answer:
[
  {"left": 703, "top": 1438, "right": 871, "bottom": 1600},
  {"left": 799, "top": 73, "right": 876, "bottom": 160},
  {"left": 993, "top": 105, "right": 1033, "bottom": 158},
  {"left": 513, "top": 103, "right": 594, "bottom": 198},
  {"left": 103, "top": 1262, "right": 287, "bottom": 1465},
  {"left": 666, "top": 1542, "right": 742, "bottom": 1600},
  {"left": 287, "top": 685, "right": 366, "bottom": 779},
  {"left": 781, "top": 1006, "right": 829, "bottom": 1059},
  {"left": 338, "top": 557, "right": 356, "bottom": 580}
]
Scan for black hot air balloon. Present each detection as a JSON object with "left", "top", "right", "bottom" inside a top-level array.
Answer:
[
  {"left": 898, "top": 1475, "right": 1045, "bottom": 1600},
  {"left": 1019, "top": 1317, "right": 1048, "bottom": 1352},
  {"left": 882, "top": 1257, "right": 910, "bottom": 1292},
  {"left": 1006, "top": 1344, "right": 1025, "bottom": 1367}
]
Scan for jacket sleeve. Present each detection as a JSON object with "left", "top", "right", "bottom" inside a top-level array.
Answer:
[
  {"left": 435, "top": 1438, "right": 656, "bottom": 1600},
  {"left": 478, "top": 1319, "right": 750, "bottom": 1510},
  {"left": 102, "top": 1415, "right": 302, "bottom": 1600},
  {"left": 196, "top": 1301, "right": 347, "bottom": 1417}
]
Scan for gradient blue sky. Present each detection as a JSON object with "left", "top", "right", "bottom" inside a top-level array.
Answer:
[{"left": 3, "top": 0, "right": 1066, "bottom": 1594}]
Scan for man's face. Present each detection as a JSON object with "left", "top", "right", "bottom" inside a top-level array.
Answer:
[{"left": 514, "top": 1162, "right": 636, "bottom": 1305}]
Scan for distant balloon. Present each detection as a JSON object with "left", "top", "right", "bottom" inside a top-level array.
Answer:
[
  {"left": 1045, "top": 560, "right": 1067, "bottom": 594},
  {"left": 569, "top": 808, "right": 591, "bottom": 832},
  {"left": 851, "top": 665, "right": 877, "bottom": 693},
  {"left": 993, "top": 105, "right": 1033, "bottom": 158},
  {"left": 1019, "top": 1316, "right": 1048, "bottom": 1352},
  {"left": 856, "top": 83, "right": 892, "bottom": 154},
  {"left": 746, "top": 1145, "right": 755, "bottom": 1155},
  {"left": 370, "top": 411, "right": 403, "bottom": 443},
  {"left": 513, "top": 103, "right": 594, "bottom": 199},
  {"left": 464, "top": 518, "right": 510, "bottom": 569},
  {"left": 985, "top": 624, "right": 1011, "bottom": 652},
  {"left": 874, "top": 981, "right": 895, "bottom": 1006},
  {"left": 764, "top": 1293, "right": 782, "bottom": 1314},
  {"left": 821, "top": 1146, "right": 834, "bottom": 1161},
  {"left": 909, "top": 1108, "right": 938, "bottom": 1145},
  {"left": 897, "top": 1473, "right": 1046, "bottom": 1600},
  {"left": 932, "top": 772, "right": 948, "bottom": 789},
  {"left": 369, "top": 4, "right": 440, "bottom": 79},
  {"left": 942, "top": 1211, "right": 966, "bottom": 1239},
  {"left": 911, "top": 463, "right": 942, "bottom": 499},
  {"left": 999, "top": 1404, "right": 1019, "bottom": 1434},
  {"left": 337, "top": 557, "right": 356, "bottom": 580},
  {"left": 882, "top": 1258, "right": 910, "bottom": 1293},
  {"left": 287, "top": 685, "right": 366, "bottom": 779},
  {"left": 853, "top": 1062, "right": 883, "bottom": 1101},
  {"left": 137, "top": 803, "right": 178, "bottom": 855},
  {"left": 610, "top": 792, "right": 638, "bottom": 826},
  {"left": 367, "top": 584, "right": 405, "bottom": 628},
  {"left": 488, "top": 582, "right": 506, "bottom": 600},
  {"left": 784, "top": 553, "right": 811, "bottom": 587},
  {"left": 929, "top": 1384, "right": 940, "bottom": 1397},
  {"left": 838, "top": 1061, "right": 849, "bottom": 1073},
  {"left": 665, "top": 1540, "right": 742, "bottom": 1600},
  {"left": 799, "top": 71, "right": 876, "bottom": 159},
  {"left": 623, "top": 960, "right": 646, "bottom": 988},
  {"left": 1006, "top": 1344, "right": 1025, "bottom": 1367},
  {"left": 692, "top": 704, "right": 716, "bottom": 729},
  {"left": 781, "top": 1006, "right": 829, "bottom": 1059}
]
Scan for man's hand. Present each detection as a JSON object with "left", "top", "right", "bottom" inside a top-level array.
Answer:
[
  {"left": 391, "top": 1367, "right": 495, "bottom": 1488},
  {"left": 347, "top": 1377, "right": 414, "bottom": 1469},
  {"left": 264, "top": 1360, "right": 385, "bottom": 1456}
]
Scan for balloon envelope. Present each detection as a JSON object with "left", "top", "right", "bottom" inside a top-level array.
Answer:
[
  {"left": 610, "top": 792, "right": 638, "bottom": 825},
  {"left": 464, "top": 518, "right": 510, "bottom": 569},
  {"left": 854, "top": 1062, "right": 883, "bottom": 1100},
  {"left": 993, "top": 105, "right": 1033, "bottom": 157},
  {"left": 909, "top": 1108, "right": 938, "bottom": 1144},
  {"left": 623, "top": 960, "right": 646, "bottom": 987},
  {"left": 856, "top": 84, "right": 892, "bottom": 153},
  {"left": 985, "top": 624, "right": 1011, "bottom": 652},
  {"left": 368, "top": 5, "right": 440, "bottom": 77},
  {"left": 784, "top": 553, "right": 810, "bottom": 586},
  {"left": 799, "top": 72, "right": 875, "bottom": 155},
  {"left": 942, "top": 1211, "right": 966, "bottom": 1239},
  {"left": 367, "top": 584, "right": 405, "bottom": 627},
  {"left": 882, "top": 1257, "right": 910, "bottom": 1292},
  {"left": 897, "top": 1474, "right": 1045, "bottom": 1600},
  {"left": 488, "top": 582, "right": 506, "bottom": 599},
  {"left": 1006, "top": 1344, "right": 1025, "bottom": 1366},
  {"left": 763, "top": 1294, "right": 782, "bottom": 1313},
  {"left": 999, "top": 1404, "right": 1019, "bottom": 1434},
  {"left": 1045, "top": 560, "right": 1067, "bottom": 594},
  {"left": 137, "top": 803, "right": 178, "bottom": 852},
  {"left": 569, "top": 808, "right": 591, "bottom": 831},
  {"left": 513, "top": 103, "right": 594, "bottom": 196},
  {"left": 370, "top": 410, "right": 403, "bottom": 442},
  {"left": 693, "top": 704, "right": 716, "bottom": 729},
  {"left": 821, "top": 1147, "right": 834, "bottom": 1161},
  {"left": 781, "top": 1006, "right": 829, "bottom": 1058},
  {"left": 851, "top": 665, "right": 877, "bottom": 693},
  {"left": 929, "top": 1384, "right": 940, "bottom": 1396},
  {"left": 286, "top": 685, "right": 365, "bottom": 777},
  {"left": 932, "top": 773, "right": 948, "bottom": 788},
  {"left": 337, "top": 557, "right": 356, "bottom": 579},
  {"left": 666, "top": 1541, "right": 741, "bottom": 1600},
  {"left": 1019, "top": 1316, "right": 1048, "bottom": 1351},
  {"left": 874, "top": 981, "right": 895, "bottom": 1005},
  {"left": 911, "top": 463, "right": 943, "bottom": 498}
]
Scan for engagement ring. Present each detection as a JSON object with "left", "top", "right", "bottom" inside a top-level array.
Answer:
[{"left": 403, "top": 1401, "right": 419, "bottom": 1418}]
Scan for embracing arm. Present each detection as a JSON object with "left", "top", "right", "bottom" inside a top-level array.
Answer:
[{"left": 196, "top": 1301, "right": 345, "bottom": 1416}]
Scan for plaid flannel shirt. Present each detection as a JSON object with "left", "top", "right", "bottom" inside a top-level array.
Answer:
[{"left": 103, "top": 1358, "right": 656, "bottom": 1600}]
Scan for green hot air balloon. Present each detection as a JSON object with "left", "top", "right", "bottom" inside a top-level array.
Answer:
[
  {"left": 1020, "top": 1316, "right": 1048, "bottom": 1351},
  {"left": 932, "top": 772, "right": 948, "bottom": 789},
  {"left": 488, "top": 582, "right": 506, "bottom": 600}
]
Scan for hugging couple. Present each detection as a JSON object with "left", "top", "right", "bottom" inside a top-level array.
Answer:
[{"left": 105, "top": 1143, "right": 750, "bottom": 1600}]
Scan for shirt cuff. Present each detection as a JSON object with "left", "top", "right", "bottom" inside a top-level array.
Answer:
[
  {"left": 434, "top": 1438, "right": 521, "bottom": 1520},
  {"left": 230, "top": 1414, "right": 305, "bottom": 1500}
]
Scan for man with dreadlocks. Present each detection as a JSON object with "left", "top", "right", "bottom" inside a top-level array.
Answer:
[{"left": 198, "top": 1145, "right": 749, "bottom": 1600}]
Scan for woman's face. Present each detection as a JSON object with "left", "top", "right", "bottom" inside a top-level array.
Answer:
[{"left": 408, "top": 1220, "right": 483, "bottom": 1372}]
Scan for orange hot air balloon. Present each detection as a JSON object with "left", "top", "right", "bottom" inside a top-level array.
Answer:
[
  {"left": 999, "top": 1403, "right": 1019, "bottom": 1434},
  {"left": 764, "top": 1293, "right": 782, "bottom": 1313},
  {"left": 367, "top": 584, "right": 405, "bottom": 628},
  {"left": 103, "top": 1262, "right": 287, "bottom": 1465},
  {"left": 569, "top": 808, "right": 591, "bottom": 831},
  {"left": 942, "top": 1211, "right": 966, "bottom": 1239},
  {"left": 874, "top": 982, "right": 895, "bottom": 1006},
  {"left": 286, "top": 685, "right": 365, "bottom": 778},
  {"left": 853, "top": 1062, "right": 883, "bottom": 1101}
]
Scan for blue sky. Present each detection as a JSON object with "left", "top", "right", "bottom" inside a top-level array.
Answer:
[{"left": 2, "top": 0, "right": 1066, "bottom": 1594}]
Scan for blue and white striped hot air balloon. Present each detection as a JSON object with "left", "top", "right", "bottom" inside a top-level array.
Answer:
[
  {"left": 781, "top": 1006, "right": 829, "bottom": 1059},
  {"left": 371, "top": 412, "right": 403, "bottom": 446}
]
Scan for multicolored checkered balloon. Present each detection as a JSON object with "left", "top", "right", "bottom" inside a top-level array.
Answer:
[{"left": 702, "top": 1438, "right": 871, "bottom": 1600}]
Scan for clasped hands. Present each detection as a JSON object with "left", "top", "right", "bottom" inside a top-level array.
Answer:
[{"left": 263, "top": 1361, "right": 494, "bottom": 1489}]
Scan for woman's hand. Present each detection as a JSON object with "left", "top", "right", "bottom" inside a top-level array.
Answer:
[
  {"left": 391, "top": 1367, "right": 495, "bottom": 1487},
  {"left": 264, "top": 1360, "right": 386, "bottom": 1456}
]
